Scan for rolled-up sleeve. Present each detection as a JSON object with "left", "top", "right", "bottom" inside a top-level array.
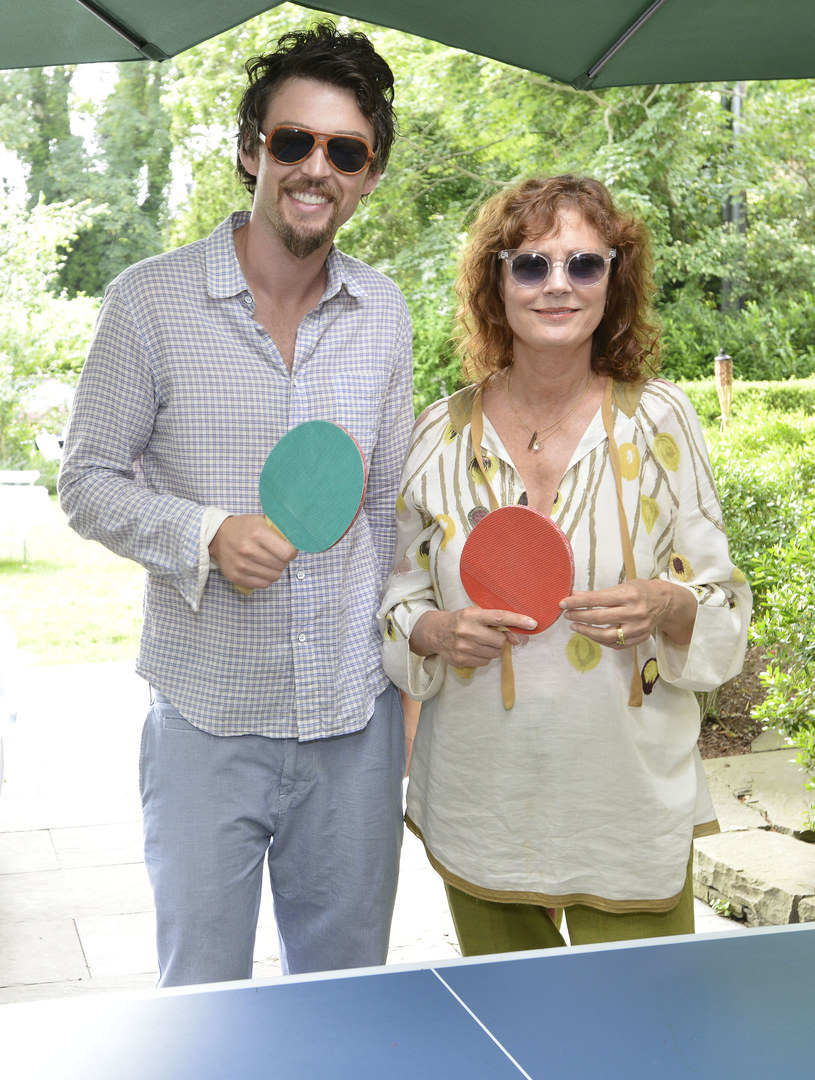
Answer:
[
  {"left": 649, "top": 387, "right": 752, "bottom": 690},
  {"left": 378, "top": 404, "right": 451, "bottom": 700}
]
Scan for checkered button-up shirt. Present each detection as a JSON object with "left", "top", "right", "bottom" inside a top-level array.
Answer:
[{"left": 59, "top": 212, "right": 414, "bottom": 739}]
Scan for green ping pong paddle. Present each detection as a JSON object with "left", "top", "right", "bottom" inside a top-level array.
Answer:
[{"left": 237, "top": 420, "right": 367, "bottom": 594}]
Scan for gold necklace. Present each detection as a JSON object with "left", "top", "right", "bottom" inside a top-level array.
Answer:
[{"left": 505, "top": 367, "right": 595, "bottom": 452}]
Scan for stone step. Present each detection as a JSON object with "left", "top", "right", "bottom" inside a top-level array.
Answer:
[
  {"left": 694, "top": 828, "right": 815, "bottom": 925},
  {"left": 703, "top": 750, "right": 813, "bottom": 840},
  {"left": 693, "top": 747, "right": 815, "bottom": 925}
]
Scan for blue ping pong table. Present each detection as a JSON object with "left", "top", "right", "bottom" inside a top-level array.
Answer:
[{"left": 1, "top": 923, "right": 811, "bottom": 1078}]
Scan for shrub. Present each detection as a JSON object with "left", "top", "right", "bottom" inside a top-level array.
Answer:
[
  {"left": 660, "top": 295, "right": 815, "bottom": 382},
  {"left": 750, "top": 529, "right": 815, "bottom": 828},
  {"left": 696, "top": 393, "right": 815, "bottom": 822},
  {"left": 682, "top": 378, "right": 815, "bottom": 427}
]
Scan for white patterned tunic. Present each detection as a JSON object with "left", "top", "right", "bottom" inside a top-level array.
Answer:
[{"left": 378, "top": 378, "right": 751, "bottom": 911}]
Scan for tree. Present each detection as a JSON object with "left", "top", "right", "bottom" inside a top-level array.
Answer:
[
  {"left": 56, "top": 62, "right": 172, "bottom": 296},
  {"left": 0, "top": 62, "right": 172, "bottom": 297},
  {"left": 0, "top": 67, "right": 86, "bottom": 208},
  {"left": 162, "top": 9, "right": 295, "bottom": 247},
  {"left": 0, "top": 196, "right": 98, "bottom": 468},
  {"left": 6, "top": 5, "right": 815, "bottom": 392}
]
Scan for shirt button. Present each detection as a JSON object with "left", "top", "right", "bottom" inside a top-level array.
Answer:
[
  {"left": 242, "top": 294, "right": 253, "bottom": 306},
  {"left": 296, "top": 570, "right": 305, "bottom": 580},
  {"left": 297, "top": 633, "right": 306, "bottom": 643}
]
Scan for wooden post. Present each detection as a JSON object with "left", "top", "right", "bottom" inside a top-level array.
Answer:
[{"left": 714, "top": 349, "right": 733, "bottom": 431}]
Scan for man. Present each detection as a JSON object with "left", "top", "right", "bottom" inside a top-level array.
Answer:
[{"left": 58, "top": 22, "right": 414, "bottom": 987}]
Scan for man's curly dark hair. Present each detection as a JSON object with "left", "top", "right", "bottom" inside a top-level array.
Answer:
[{"left": 235, "top": 20, "right": 396, "bottom": 195}]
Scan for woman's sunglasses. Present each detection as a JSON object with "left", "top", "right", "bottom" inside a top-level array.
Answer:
[
  {"left": 499, "top": 248, "right": 616, "bottom": 288},
  {"left": 259, "top": 126, "right": 374, "bottom": 176}
]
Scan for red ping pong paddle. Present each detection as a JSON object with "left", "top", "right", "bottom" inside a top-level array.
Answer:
[{"left": 460, "top": 504, "right": 574, "bottom": 632}]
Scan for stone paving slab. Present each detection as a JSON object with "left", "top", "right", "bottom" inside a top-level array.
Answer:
[
  {"left": 76, "top": 912, "right": 157, "bottom": 979},
  {"left": 0, "top": 829, "right": 60, "bottom": 874},
  {"left": 0, "top": 862, "right": 154, "bottom": 922},
  {"left": 751, "top": 728, "right": 792, "bottom": 753},
  {"left": 703, "top": 768, "right": 766, "bottom": 833},
  {"left": 50, "top": 822, "right": 144, "bottom": 870},
  {"left": 0, "top": 918, "right": 88, "bottom": 985}
]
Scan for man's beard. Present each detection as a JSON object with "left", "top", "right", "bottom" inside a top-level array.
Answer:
[{"left": 277, "top": 182, "right": 340, "bottom": 259}]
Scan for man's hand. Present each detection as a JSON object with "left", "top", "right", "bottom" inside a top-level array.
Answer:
[{"left": 209, "top": 514, "right": 298, "bottom": 590}]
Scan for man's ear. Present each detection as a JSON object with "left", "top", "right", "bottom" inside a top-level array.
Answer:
[
  {"left": 239, "top": 137, "right": 260, "bottom": 179},
  {"left": 361, "top": 169, "right": 382, "bottom": 197}
]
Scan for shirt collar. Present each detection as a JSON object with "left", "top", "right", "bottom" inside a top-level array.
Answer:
[{"left": 205, "top": 210, "right": 365, "bottom": 302}]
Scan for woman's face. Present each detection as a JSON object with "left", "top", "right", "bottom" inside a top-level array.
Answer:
[{"left": 500, "top": 208, "right": 611, "bottom": 366}]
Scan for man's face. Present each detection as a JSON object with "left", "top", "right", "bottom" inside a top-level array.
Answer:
[{"left": 240, "top": 77, "right": 381, "bottom": 259}]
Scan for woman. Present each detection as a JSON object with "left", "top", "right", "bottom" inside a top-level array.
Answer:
[{"left": 378, "top": 175, "right": 751, "bottom": 953}]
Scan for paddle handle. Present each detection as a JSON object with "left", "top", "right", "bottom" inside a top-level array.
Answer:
[{"left": 235, "top": 516, "right": 289, "bottom": 597}]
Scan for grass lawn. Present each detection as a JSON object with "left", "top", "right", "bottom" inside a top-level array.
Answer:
[{"left": 0, "top": 495, "right": 143, "bottom": 665}]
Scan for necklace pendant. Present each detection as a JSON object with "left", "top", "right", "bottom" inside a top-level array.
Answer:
[{"left": 528, "top": 432, "right": 541, "bottom": 453}]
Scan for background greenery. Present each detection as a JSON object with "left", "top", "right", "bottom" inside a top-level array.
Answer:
[
  {"left": 688, "top": 386, "right": 815, "bottom": 821},
  {"left": 0, "top": 497, "right": 143, "bottom": 664},
  {"left": 4, "top": 2, "right": 815, "bottom": 466},
  {"left": 1, "top": 5, "right": 814, "bottom": 812}
]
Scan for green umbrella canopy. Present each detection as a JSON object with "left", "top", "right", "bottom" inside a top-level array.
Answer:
[{"left": 4, "top": 0, "right": 815, "bottom": 87}]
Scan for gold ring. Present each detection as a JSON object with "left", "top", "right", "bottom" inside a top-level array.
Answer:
[{"left": 616, "top": 624, "right": 626, "bottom": 647}]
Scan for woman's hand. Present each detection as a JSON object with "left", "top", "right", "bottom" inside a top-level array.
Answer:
[
  {"left": 560, "top": 579, "right": 697, "bottom": 650},
  {"left": 410, "top": 607, "right": 537, "bottom": 667}
]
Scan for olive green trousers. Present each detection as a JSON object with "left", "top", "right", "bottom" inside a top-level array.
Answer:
[{"left": 445, "top": 853, "right": 695, "bottom": 955}]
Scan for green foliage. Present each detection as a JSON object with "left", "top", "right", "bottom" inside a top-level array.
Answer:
[
  {"left": 57, "top": 63, "right": 172, "bottom": 296},
  {"left": 0, "top": 198, "right": 97, "bottom": 473},
  {"left": 682, "top": 378, "right": 815, "bottom": 425},
  {"left": 0, "top": 497, "right": 143, "bottom": 664},
  {"left": 702, "top": 396, "right": 815, "bottom": 612},
  {"left": 709, "top": 895, "right": 740, "bottom": 920},
  {"left": 697, "top": 394, "right": 815, "bottom": 814},
  {"left": 163, "top": 6, "right": 297, "bottom": 247},
  {"left": 750, "top": 532, "right": 815, "bottom": 825},
  {"left": 660, "top": 293, "right": 815, "bottom": 382},
  {"left": 0, "top": 68, "right": 86, "bottom": 207},
  {"left": 0, "top": 62, "right": 172, "bottom": 297}
]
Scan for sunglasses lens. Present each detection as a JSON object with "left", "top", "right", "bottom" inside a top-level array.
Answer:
[
  {"left": 325, "top": 137, "right": 370, "bottom": 174},
  {"left": 268, "top": 129, "right": 370, "bottom": 174},
  {"left": 269, "top": 128, "right": 316, "bottom": 164},
  {"left": 510, "top": 252, "right": 550, "bottom": 287},
  {"left": 567, "top": 252, "right": 607, "bottom": 285}
]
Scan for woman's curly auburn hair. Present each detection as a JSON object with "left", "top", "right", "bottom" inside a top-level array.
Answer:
[{"left": 454, "top": 175, "right": 661, "bottom": 384}]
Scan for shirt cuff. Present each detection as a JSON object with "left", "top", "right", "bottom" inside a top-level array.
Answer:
[
  {"left": 656, "top": 598, "right": 746, "bottom": 691},
  {"left": 382, "top": 602, "right": 448, "bottom": 701},
  {"left": 197, "top": 508, "right": 232, "bottom": 602}
]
